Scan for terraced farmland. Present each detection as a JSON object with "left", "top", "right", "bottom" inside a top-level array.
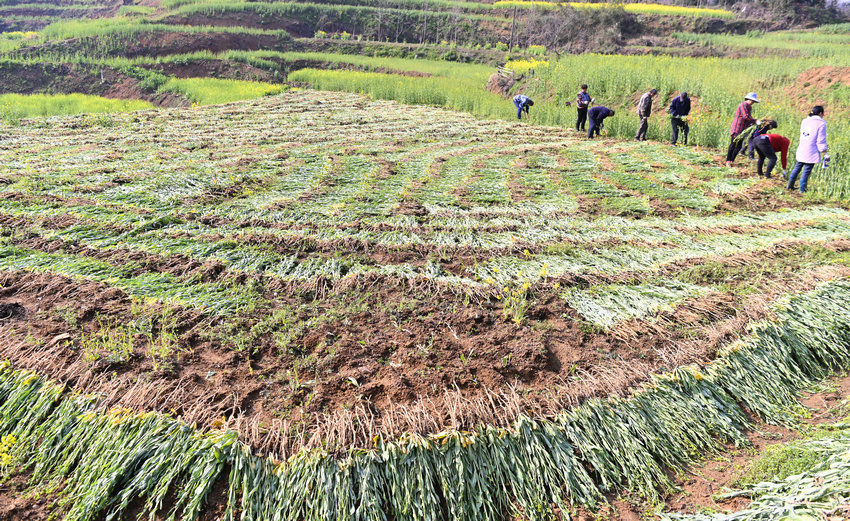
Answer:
[{"left": 2, "top": 90, "right": 850, "bottom": 519}]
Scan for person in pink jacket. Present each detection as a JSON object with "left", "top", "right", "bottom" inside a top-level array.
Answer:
[{"left": 787, "top": 106, "right": 828, "bottom": 193}]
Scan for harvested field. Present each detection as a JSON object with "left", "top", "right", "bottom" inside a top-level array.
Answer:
[{"left": 1, "top": 90, "right": 850, "bottom": 520}]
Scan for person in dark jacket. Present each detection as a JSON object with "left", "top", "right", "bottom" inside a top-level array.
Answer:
[
  {"left": 635, "top": 88, "right": 657, "bottom": 141},
  {"left": 513, "top": 94, "right": 533, "bottom": 120},
  {"left": 725, "top": 92, "right": 759, "bottom": 166},
  {"left": 587, "top": 106, "right": 615, "bottom": 139},
  {"left": 668, "top": 91, "right": 691, "bottom": 145},
  {"left": 575, "top": 84, "right": 594, "bottom": 132},
  {"left": 747, "top": 119, "right": 777, "bottom": 161}
]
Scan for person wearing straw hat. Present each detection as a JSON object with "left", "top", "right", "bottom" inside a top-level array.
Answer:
[
  {"left": 787, "top": 105, "right": 829, "bottom": 193},
  {"left": 725, "top": 92, "right": 760, "bottom": 167}
]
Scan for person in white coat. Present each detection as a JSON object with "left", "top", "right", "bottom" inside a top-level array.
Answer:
[{"left": 787, "top": 105, "right": 828, "bottom": 193}]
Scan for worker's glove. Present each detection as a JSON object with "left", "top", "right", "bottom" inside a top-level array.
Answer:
[
  {"left": 782, "top": 169, "right": 787, "bottom": 179},
  {"left": 756, "top": 119, "right": 761, "bottom": 125}
]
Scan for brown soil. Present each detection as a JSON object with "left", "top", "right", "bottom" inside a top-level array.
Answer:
[
  {"left": 126, "top": 31, "right": 283, "bottom": 59},
  {"left": 600, "top": 373, "right": 850, "bottom": 520},
  {"left": 3, "top": 220, "right": 850, "bottom": 457},
  {"left": 162, "top": 12, "right": 313, "bottom": 37},
  {"left": 0, "top": 468, "right": 231, "bottom": 521},
  {"left": 0, "top": 63, "right": 189, "bottom": 107},
  {"left": 144, "top": 59, "right": 275, "bottom": 83},
  {"left": 786, "top": 66, "right": 850, "bottom": 112}
]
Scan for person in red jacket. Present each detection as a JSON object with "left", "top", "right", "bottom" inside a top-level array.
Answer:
[{"left": 752, "top": 132, "right": 790, "bottom": 179}]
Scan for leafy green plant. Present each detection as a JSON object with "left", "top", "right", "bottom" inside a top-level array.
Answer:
[{"left": 80, "top": 320, "right": 135, "bottom": 364}]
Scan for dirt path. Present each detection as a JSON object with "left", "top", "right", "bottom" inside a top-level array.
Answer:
[{"left": 589, "top": 373, "right": 850, "bottom": 520}]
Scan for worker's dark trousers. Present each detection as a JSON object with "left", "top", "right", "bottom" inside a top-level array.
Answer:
[
  {"left": 671, "top": 118, "right": 689, "bottom": 145},
  {"left": 635, "top": 117, "right": 649, "bottom": 140},
  {"left": 576, "top": 107, "right": 588, "bottom": 131},
  {"left": 514, "top": 99, "right": 524, "bottom": 119},
  {"left": 726, "top": 135, "right": 744, "bottom": 162},
  {"left": 587, "top": 119, "right": 602, "bottom": 138},
  {"left": 754, "top": 136, "right": 777, "bottom": 177}
]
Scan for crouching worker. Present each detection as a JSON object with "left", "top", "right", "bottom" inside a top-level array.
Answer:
[
  {"left": 669, "top": 91, "right": 690, "bottom": 145},
  {"left": 587, "top": 106, "right": 615, "bottom": 139},
  {"left": 513, "top": 94, "right": 533, "bottom": 120},
  {"left": 754, "top": 131, "right": 789, "bottom": 179}
]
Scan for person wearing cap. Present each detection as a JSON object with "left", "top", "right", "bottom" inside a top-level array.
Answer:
[
  {"left": 635, "top": 89, "right": 657, "bottom": 141},
  {"left": 787, "top": 105, "right": 828, "bottom": 193},
  {"left": 668, "top": 91, "right": 691, "bottom": 146},
  {"left": 575, "top": 84, "right": 594, "bottom": 132},
  {"left": 513, "top": 94, "right": 534, "bottom": 120},
  {"left": 750, "top": 121, "right": 789, "bottom": 179},
  {"left": 587, "top": 105, "right": 615, "bottom": 139},
  {"left": 725, "top": 92, "right": 759, "bottom": 166}
]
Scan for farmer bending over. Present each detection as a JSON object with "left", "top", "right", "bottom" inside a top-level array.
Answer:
[
  {"left": 513, "top": 94, "right": 534, "bottom": 120},
  {"left": 669, "top": 91, "right": 690, "bottom": 146},
  {"left": 750, "top": 122, "right": 789, "bottom": 179},
  {"left": 787, "top": 105, "right": 828, "bottom": 193},
  {"left": 635, "top": 89, "right": 657, "bottom": 141},
  {"left": 587, "top": 106, "right": 615, "bottom": 139}
]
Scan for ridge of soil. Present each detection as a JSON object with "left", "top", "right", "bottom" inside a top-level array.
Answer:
[{"left": 2, "top": 233, "right": 849, "bottom": 456}]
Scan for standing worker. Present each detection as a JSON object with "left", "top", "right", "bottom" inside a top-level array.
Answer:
[
  {"left": 587, "top": 106, "right": 615, "bottom": 139},
  {"left": 751, "top": 123, "right": 789, "bottom": 179},
  {"left": 669, "top": 91, "right": 691, "bottom": 146},
  {"left": 787, "top": 105, "right": 829, "bottom": 193},
  {"left": 635, "top": 88, "right": 657, "bottom": 141},
  {"left": 726, "top": 92, "right": 760, "bottom": 167},
  {"left": 513, "top": 94, "right": 534, "bottom": 120},
  {"left": 575, "top": 84, "right": 594, "bottom": 132}
]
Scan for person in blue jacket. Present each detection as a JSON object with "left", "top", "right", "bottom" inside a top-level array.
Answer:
[
  {"left": 669, "top": 91, "right": 691, "bottom": 145},
  {"left": 587, "top": 106, "right": 615, "bottom": 139},
  {"left": 513, "top": 94, "right": 533, "bottom": 120}
]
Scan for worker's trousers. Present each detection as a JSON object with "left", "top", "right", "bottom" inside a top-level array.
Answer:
[
  {"left": 726, "top": 135, "right": 744, "bottom": 162},
  {"left": 514, "top": 99, "right": 524, "bottom": 119},
  {"left": 753, "top": 136, "right": 777, "bottom": 178},
  {"left": 587, "top": 119, "right": 602, "bottom": 139},
  {"left": 787, "top": 162, "right": 815, "bottom": 193},
  {"left": 670, "top": 118, "right": 689, "bottom": 145},
  {"left": 635, "top": 117, "right": 649, "bottom": 140},
  {"left": 576, "top": 107, "right": 588, "bottom": 131}
]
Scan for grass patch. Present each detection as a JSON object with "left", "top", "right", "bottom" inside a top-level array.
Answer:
[
  {"left": 735, "top": 439, "right": 827, "bottom": 486},
  {"left": 157, "top": 77, "right": 285, "bottom": 105},
  {"left": 0, "top": 93, "right": 152, "bottom": 122}
]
